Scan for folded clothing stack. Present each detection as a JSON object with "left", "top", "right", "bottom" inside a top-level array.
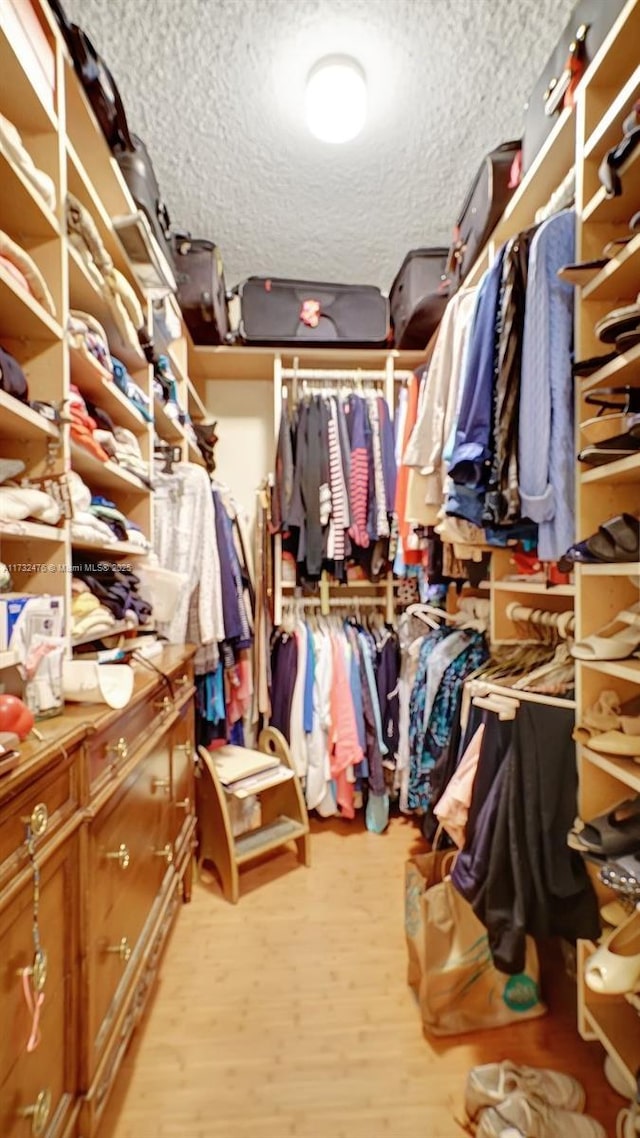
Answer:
[
  {"left": 68, "top": 471, "right": 150, "bottom": 550},
  {"left": 0, "top": 458, "right": 61, "bottom": 526},
  {"left": 72, "top": 562, "right": 153, "bottom": 625},
  {"left": 0, "top": 228, "right": 56, "bottom": 316},
  {"left": 71, "top": 387, "right": 151, "bottom": 486},
  {"left": 153, "top": 355, "right": 198, "bottom": 445},
  {"left": 71, "top": 578, "right": 118, "bottom": 639},
  {"left": 68, "top": 310, "right": 113, "bottom": 374},
  {"left": 70, "top": 385, "right": 110, "bottom": 462},
  {"left": 0, "top": 112, "right": 56, "bottom": 211}
]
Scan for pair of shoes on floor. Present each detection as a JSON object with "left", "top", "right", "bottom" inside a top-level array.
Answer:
[
  {"left": 618, "top": 1101, "right": 640, "bottom": 1137},
  {"left": 465, "top": 1061, "right": 605, "bottom": 1136}
]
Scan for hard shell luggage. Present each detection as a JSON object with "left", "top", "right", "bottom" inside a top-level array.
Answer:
[
  {"left": 173, "top": 236, "right": 231, "bottom": 346},
  {"left": 522, "top": 0, "right": 627, "bottom": 173},
  {"left": 115, "top": 135, "right": 174, "bottom": 268},
  {"left": 389, "top": 248, "right": 450, "bottom": 350},
  {"left": 238, "top": 277, "right": 389, "bottom": 347},
  {"left": 448, "top": 142, "right": 520, "bottom": 287}
]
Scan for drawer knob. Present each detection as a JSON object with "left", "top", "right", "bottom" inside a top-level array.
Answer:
[
  {"left": 105, "top": 936, "right": 131, "bottom": 963},
  {"left": 153, "top": 843, "right": 173, "bottom": 864},
  {"left": 154, "top": 695, "right": 173, "bottom": 712},
  {"left": 104, "top": 842, "right": 130, "bottom": 870},
  {"left": 18, "top": 947, "right": 48, "bottom": 994},
  {"left": 23, "top": 803, "right": 48, "bottom": 839},
  {"left": 151, "top": 777, "right": 171, "bottom": 795},
  {"left": 106, "top": 737, "right": 129, "bottom": 762},
  {"left": 176, "top": 796, "right": 191, "bottom": 813},
  {"left": 19, "top": 1088, "right": 51, "bottom": 1135},
  {"left": 175, "top": 741, "right": 193, "bottom": 761},
  {"left": 176, "top": 673, "right": 190, "bottom": 687}
]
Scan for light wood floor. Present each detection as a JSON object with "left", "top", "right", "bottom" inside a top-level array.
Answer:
[{"left": 98, "top": 816, "right": 622, "bottom": 1138}]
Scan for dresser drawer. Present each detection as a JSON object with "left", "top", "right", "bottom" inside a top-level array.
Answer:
[
  {"left": 0, "top": 838, "right": 78, "bottom": 1138},
  {"left": 86, "top": 694, "right": 176, "bottom": 790},
  {"left": 0, "top": 747, "right": 79, "bottom": 892},
  {"left": 170, "top": 698, "right": 195, "bottom": 853}
]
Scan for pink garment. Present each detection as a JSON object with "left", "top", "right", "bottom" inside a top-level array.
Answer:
[
  {"left": 433, "top": 723, "right": 485, "bottom": 848},
  {"left": 225, "top": 650, "right": 253, "bottom": 725},
  {"left": 328, "top": 634, "right": 362, "bottom": 820}
]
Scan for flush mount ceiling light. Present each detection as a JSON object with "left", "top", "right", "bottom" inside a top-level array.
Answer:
[{"left": 304, "top": 55, "right": 367, "bottom": 144}]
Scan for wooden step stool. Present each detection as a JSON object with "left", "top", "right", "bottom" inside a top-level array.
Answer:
[{"left": 195, "top": 727, "right": 311, "bottom": 903}]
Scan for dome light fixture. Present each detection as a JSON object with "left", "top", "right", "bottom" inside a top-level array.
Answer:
[{"left": 304, "top": 55, "right": 367, "bottom": 144}]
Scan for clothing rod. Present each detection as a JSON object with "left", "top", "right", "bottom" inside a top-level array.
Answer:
[
  {"left": 280, "top": 368, "right": 415, "bottom": 382},
  {"left": 282, "top": 596, "right": 387, "bottom": 608},
  {"left": 467, "top": 679, "right": 576, "bottom": 711}
]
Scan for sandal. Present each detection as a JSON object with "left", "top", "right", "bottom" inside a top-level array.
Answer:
[
  {"left": 579, "top": 422, "right": 640, "bottom": 466},
  {"left": 559, "top": 513, "right": 640, "bottom": 571},
  {"left": 568, "top": 798, "right": 640, "bottom": 858},
  {"left": 571, "top": 603, "right": 640, "bottom": 661},
  {"left": 600, "top": 853, "right": 640, "bottom": 899}
]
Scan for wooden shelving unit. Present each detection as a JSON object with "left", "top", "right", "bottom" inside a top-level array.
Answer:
[{"left": 572, "top": 0, "right": 640, "bottom": 1078}]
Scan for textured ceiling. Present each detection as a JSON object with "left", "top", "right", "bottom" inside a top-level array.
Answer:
[{"left": 64, "top": 0, "right": 576, "bottom": 291}]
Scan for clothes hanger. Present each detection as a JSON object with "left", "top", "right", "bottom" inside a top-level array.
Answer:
[{"left": 405, "top": 603, "right": 441, "bottom": 630}]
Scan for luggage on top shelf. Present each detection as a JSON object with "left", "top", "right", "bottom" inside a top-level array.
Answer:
[
  {"left": 115, "top": 136, "right": 175, "bottom": 271},
  {"left": 238, "top": 277, "right": 390, "bottom": 348},
  {"left": 172, "top": 235, "right": 232, "bottom": 346},
  {"left": 521, "top": 0, "right": 627, "bottom": 173},
  {"left": 389, "top": 248, "right": 450, "bottom": 350},
  {"left": 448, "top": 141, "right": 520, "bottom": 287}
]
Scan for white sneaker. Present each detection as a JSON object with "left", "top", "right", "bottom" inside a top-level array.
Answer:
[
  {"left": 465, "top": 1061, "right": 586, "bottom": 1119},
  {"left": 476, "top": 1092, "right": 606, "bottom": 1138},
  {"left": 618, "top": 1102, "right": 640, "bottom": 1138}
]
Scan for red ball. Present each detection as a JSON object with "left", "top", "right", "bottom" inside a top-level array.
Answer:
[{"left": 0, "top": 694, "right": 34, "bottom": 740}]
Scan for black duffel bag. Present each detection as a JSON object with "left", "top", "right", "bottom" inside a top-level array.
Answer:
[
  {"left": 389, "top": 248, "right": 450, "bottom": 350},
  {"left": 173, "top": 236, "right": 232, "bottom": 346}
]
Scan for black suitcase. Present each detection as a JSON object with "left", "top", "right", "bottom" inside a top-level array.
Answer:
[
  {"left": 389, "top": 248, "right": 450, "bottom": 350},
  {"left": 522, "top": 0, "right": 627, "bottom": 173},
  {"left": 448, "top": 141, "right": 520, "bottom": 287},
  {"left": 115, "top": 135, "right": 174, "bottom": 269},
  {"left": 238, "top": 277, "right": 389, "bottom": 347},
  {"left": 173, "top": 236, "right": 231, "bottom": 346}
]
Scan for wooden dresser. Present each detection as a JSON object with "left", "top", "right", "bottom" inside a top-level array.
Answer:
[{"left": 1, "top": 646, "right": 196, "bottom": 1138}]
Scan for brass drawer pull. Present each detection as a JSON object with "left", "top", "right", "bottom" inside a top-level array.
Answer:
[
  {"left": 106, "top": 737, "right": 129, "bottom": 762},
  {"left": 176, "top": 797, "right": 191, "bottom": 813},
  {"left": 105, "top": 937, "right": 131, "bottom": 963},
  {"left": 104, "top": 843, "right": 130, "bottom": 870},
  {"left": 153, "top": 843, "right": 173, "bottom": 864},
  {"left": 175, "top": 740, "right": 193, "bottom": 761},
  {"left": 154, "top": 695, "right": 172, "bottom": 712},
  {"left": 151, "top": 777, "right": 170, "bottom": 795},
  {"left": 22, "top": 803, "right": 48, "bottom": 838},
  {"left": 176, "top": 674, "right": 190, "bottom": 687},
  {"left": 18, "top": 948, "right": 48, "bottom": 994},
  {"left": 19, "top": 1088, "right": 51, "bottom": 1135}
]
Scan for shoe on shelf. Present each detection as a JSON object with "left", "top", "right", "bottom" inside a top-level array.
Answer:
[
  {"left": 571, "top": 603, "right": 640, "bottom": 661},
  {"left": 475, "top": 1092, "right": 605, "bottom": 1138},
  {"left": 599, "top": 852, "right": 640, "bottom": 899},
  {"left": 559, "top": 513, "right": 640, "bottom": 572},
  {"left": 582, "top": 691, "right": 640, "bottom": 736},
  {"left": 618, "top": 1101, "right": 640, "bottom": 1138},
  {"left": 465, "top": 1061, "right": 585, "bottom": 1120},
  {"left": 568, "top": 799, "right": 640, "bottom": 859},
  {"left": 585, "top": 910, "right": 640, "bottom": 994}
]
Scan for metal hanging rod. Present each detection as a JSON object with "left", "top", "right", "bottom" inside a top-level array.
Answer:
[
  {"left": 280, "top": 368, "right": 414, "bottom": 383},
  {"left": 283, "top": 596, "right": 386, "bottom": 608}
]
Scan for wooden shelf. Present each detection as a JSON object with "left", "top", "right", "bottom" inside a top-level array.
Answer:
[
  {"left": 186, "top": 377, "right": 208, "bottom": 421},
  {"left": 576, "top": 563, "right": 640, "bottom": 577},
  {"left": 67, "top": 246, "right": 147, "bottom": 372},
  {"left": 70, "top": 443, "right": 149, "bottom": 496},
  {"left": 0, "top": 519, "right": 65, "bottom": 543},
  {"left": 0, "top": 21, "right": 57, "bottom": 134},
  {"left": 581, "top": 452, "right": 640, "bottom": 485},
  {"left": 580, "top": 341, "right": 640, "bottom": 393},
  {"left": 0, "top": 137, "right": 59, "bottom": 243},
  {"left": 189, "top": 345, "right": 427, "bottom": 382},
  {"left": 70, "top": 537, "right": 149, "bottom": 558},
  {"left": 583, "top": 141, "right": 640, "bottom": 226},
  {"left": 583, "top": 746, "right": 640, "bottom": 793},
  {"left": 583, "top": 231, "right": 640, "bottom": 303},
  {"left": 234, "top": 815, "right": 309, "bottom": 864},
  {"left": 0, "top": 390, "right": 59, "bottom": 440},
  {"left": 186, "top": 438, "right": 205, "bottom": 467},
  {"left": 491, "top": 580, "right": 575, "bottom": 596},
  {"left": 71, "top": 617, "right": 138, "bottom": 648},
  {"left": 69, "top": 347, "right": 149, "bottom": 435},
  {"left": 582, "top": 1003, "right": 640, "bottom": 1098},
  {"left": 0, "top": 258, "right": 62, "bottom": 342},
  {"left": 579, "top": 658, "right": 640, "bottom": 686},
  {"left": 491, "top": 107, "right": 574, "bottom": 248},
  {"left": 153, "top": 398, "right": 184, "bottom": 443},
  {"left": 584, "top": 64, "right": 640, "bottom": 161}
]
